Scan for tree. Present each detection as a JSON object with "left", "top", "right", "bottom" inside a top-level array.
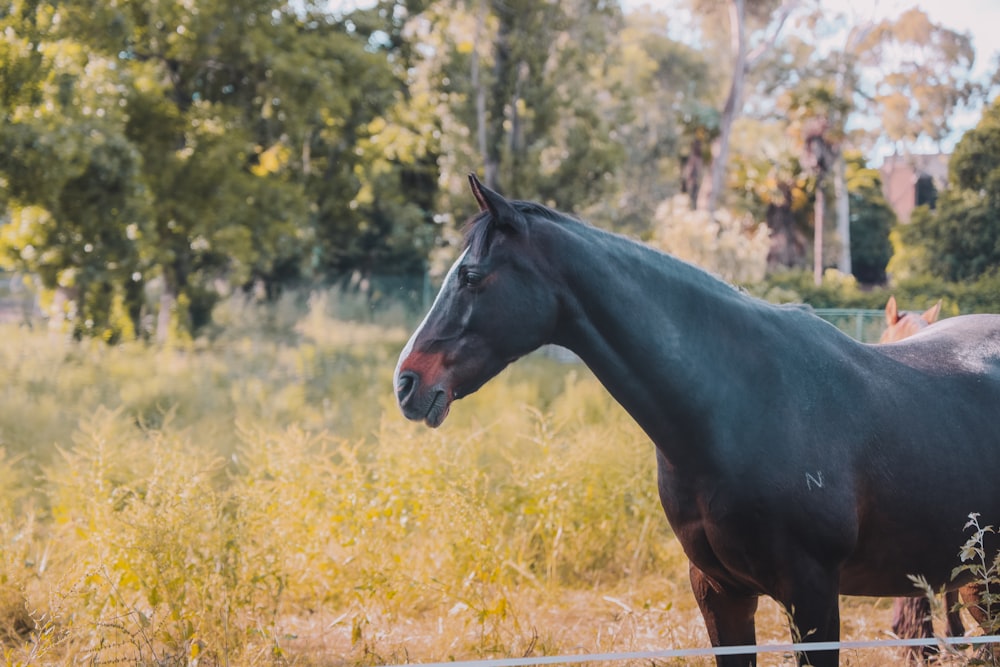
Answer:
[
  {"left": 0, "top": 4, "right": 147, "bottom": 338},
  {"left": 844, "top": 151, "right": 894, "bottom": 285},
  {"left": 775, "top": 6, "right": 978, "bottom": 281},
  {"left": 75, "top": 0, "right": 318, "bottom": 339},
  {"left": 574, "top": 6, "right": 714, "bottom": 233},
  {"left": 308, "top": 0, "right": 443, "bottom": 282},
  {"left": 783, "top": 83, "right": 848, "bottom": 284},
  {"left": 651, "top": 195, "right": 770, "bottom": 284},
  {"left": 903, "top": 98, "right": 1000, "bottom": 282},
  {"left": 732, "top": 5, "right": 977, "bottom": 280},
  {"left": 408, "top": 0, "right": 631, "bottom": 236},
  {"left": 729, "top": 121, "right": 811, "bottom": 271},
  {"left": 855, "top": 8, "right": 978, "bottom": 151},
  {"left": 480, "top": 0, "right": 625, "bottom": 207},
  {"left": 613, "top": 7, "right": 716, "bottom": 223},
  {"left": 0, "top": 0, "right": 438, "bottom": 340},
  {"left": 700, "top": 0, "right": 795, "bottom": 215}
]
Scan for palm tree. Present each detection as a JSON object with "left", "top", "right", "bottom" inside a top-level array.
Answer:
[
  {"left": 787, "top": 84, "right": 848, "bottom": 285},
  {"left": 802, "top": 116, "right": 836, "bottom": 284}
]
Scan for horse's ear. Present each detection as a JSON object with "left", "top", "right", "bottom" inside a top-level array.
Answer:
[
  {"left": 923, "top": 300, "right": 942, "bottom": 325},
  {"left": 885, "top": 296, "right": 899, "bottom": 325},
  {"left": 469, "top": 173, "right": 490, "bottom": 212},
  {"left": 468, "top": 173, "right": 526, "bottom": 234}
]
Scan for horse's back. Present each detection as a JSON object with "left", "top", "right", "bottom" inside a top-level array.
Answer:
[
  {"left": 869, "top": 313, "right": 1000, "bottom": 453},
  {"left": 874, "top": 313, "right": 1000, "bottom": 377}
]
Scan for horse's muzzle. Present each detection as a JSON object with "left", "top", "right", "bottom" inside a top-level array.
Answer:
[{"left": 395, "top": 370, "right": 451, "bottom": 427}]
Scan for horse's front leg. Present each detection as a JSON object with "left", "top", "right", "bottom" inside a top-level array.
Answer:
[
  {"left": 779, "top": 567, "right": 841, "bottom": 667},
  {"left": 689, "top": 563, "right": 760, "bottom": 667}
]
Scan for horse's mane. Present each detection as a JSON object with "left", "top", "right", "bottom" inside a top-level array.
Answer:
[
  {"left": 461, "top": 199, "right": 750, "bottom": 301},
  {"left": 462, "top": 200, "right": 584, "bottom": 257}
]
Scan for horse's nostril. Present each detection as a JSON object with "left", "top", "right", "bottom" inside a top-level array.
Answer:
[{"left": 396, "top": 371, "right": 417, "bottom": 404}]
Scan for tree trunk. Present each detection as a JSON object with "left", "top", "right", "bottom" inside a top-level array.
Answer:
[
  {"left": 508, "top": 61, "right": 528, "bottom": 193},
  {"left": 707, "top": 0, "right": 746, "bottom": 216},
  {"left": 813, "top": 184, "right": 825, "bottom": 285},
  {"left": 833, "top": 151, "right": 851, "bottom": 275},
  {"left": 472, "top": 5, "right": 488, "bottom": 178},
  {"left": 301, "top": 128, "right": 313, "bottom": 177},
  {"left": 156, "top": 282, "right": 176, "bottom": 344},
  {"left": 49, "top": 285, "right": 77, "bottom": 337},
  {"left": 682, "top": 135, "right": 703, "bottom": 211},
  {"left": 833, "top": 25, "right": 870, "bottom": 278},
  {"left": 766, "top": 181, "right": 807, "bottom": 269},
  {"left": 706, "top": 0, "right": 794, "bottom": 215},
  {"left": 485, "top": 0, "right": 513, "bottom": 191}
]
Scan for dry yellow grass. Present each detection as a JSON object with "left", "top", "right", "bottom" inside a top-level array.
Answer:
[
  {"left": 0, "top": 311, "right": 994, "bottom": 666},
  {"left": 283, "top": 583, "right": 973, "bottom": 667}
]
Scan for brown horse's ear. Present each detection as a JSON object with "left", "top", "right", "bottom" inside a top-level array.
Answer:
[
  {"left": 923, "top": 300, "right": 942, "bottom": 325},
  {"left": 885, "top": 295, "right": 899, "bottom": 326},
  {"left": 468, "top": 173, "right": 526, "bottom": 234}
]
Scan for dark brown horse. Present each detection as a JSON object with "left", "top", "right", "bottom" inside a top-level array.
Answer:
[
  {"left": 395, "top": 175, "right": 1000, "bottom": 667},
  {"left": 880, "top": 296, "right": 980, "bottom": 664}
]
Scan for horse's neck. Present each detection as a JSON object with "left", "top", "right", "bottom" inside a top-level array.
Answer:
[{"left": 549, "top": 226, "right": 770, "bottom": 465}]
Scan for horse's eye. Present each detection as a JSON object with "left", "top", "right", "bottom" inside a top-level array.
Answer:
[{"left": 462, "top": 270, "right": 484, "bottom": 288}]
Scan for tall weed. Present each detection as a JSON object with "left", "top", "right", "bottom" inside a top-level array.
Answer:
[{"left": 952, "top": 514, "right": 1000, "bottom": 666}]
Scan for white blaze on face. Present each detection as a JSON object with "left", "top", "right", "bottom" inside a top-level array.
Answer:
[{"left": 393, "top": 249, "right": 469, "bottom": 393}]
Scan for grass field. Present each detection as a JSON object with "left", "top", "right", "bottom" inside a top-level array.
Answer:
[{"left": 0, "top": 295, "right": 991, "bottom": 665}]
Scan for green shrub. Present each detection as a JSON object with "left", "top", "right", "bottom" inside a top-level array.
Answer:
[{"left": 756, "top": 268, "right": 1000, "bottom": 316}]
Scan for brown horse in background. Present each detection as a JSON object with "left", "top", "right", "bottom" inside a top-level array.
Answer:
[{"left": 879, "top": 296, "right": 942, "bottom": 343}]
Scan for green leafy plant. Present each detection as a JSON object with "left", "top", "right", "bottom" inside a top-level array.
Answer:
[{"left": 955, "top": 515, "right": 1000, "bottom": 638}]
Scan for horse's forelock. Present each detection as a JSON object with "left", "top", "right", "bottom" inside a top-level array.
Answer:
[{"left": 461, "top": 211, "right": 493, "bottom": 258}]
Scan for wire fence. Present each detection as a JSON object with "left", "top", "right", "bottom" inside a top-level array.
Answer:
[
  {"left": 814, "top": 308, "right": 887, "bottom": 343},
  {"left": 377, "top": 635, "right": 1000, "bottom": 667}
]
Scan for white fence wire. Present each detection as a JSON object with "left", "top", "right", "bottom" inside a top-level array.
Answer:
[{"left": 378, "top": 634, "right": 1000, "bottom": 667}]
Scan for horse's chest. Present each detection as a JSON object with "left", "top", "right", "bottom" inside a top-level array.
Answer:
[
  {"left": 654, "top": 461, "right": 754, "bottom": 579},
  {"left": 656, "top": 479, "right": 768, "bottom": 592}
]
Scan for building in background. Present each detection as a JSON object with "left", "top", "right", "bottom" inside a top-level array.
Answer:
[{"left": 879, "top": 153, "right": 949, "bottom": 223}]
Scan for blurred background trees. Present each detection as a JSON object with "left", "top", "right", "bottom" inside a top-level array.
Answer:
[
  {"left": 0, "top": 0, "right": 996, "bottom": 340},
  {"left": 902, "top": 98, "right": 1000, "bottom": 282}
]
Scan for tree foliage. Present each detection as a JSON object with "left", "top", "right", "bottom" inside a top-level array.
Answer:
[
  {"left": 0, "top": 2, "right": 147, "bottom": 339},
  {"left": 0, "top": 0, "right": 441, "bottom": 339},
  {"left": 854, "top": 7, "right": 978, "bottom": 149},
  {"left": 844, "top": 152, "right": 894, "bottom": 285},
  {"left": 0, "top": 0, "right": 990, "bottom": 339},
  {"left": 652, "top": 195, "right": 770, "bottom": 284},
  {"left": 474, "top": 0, "right": 627, "bottom": 210},
  {"left": 902, "top": 98, "right": 1000, "bottom": 282}
]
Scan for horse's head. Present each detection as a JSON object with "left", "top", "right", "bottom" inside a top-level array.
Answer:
[
  {"left": 879, "top": 295, "right": 942, "bottom": 343},
  {"left": 393, "top": 174, "right": 559, "bottom": 427}
]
